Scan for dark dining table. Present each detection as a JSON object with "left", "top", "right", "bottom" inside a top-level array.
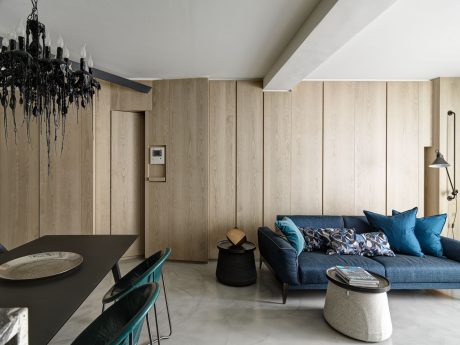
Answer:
[{"left": 0, "top": 235, "right": 137, "bottom": 345}]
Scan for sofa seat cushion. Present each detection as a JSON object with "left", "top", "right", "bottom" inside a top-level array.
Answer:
[
  {"left": 298, "top": 252, "right": 385, "bottom": 284},
  {"left": 371, "top": 254, "right": 460, "bottom": 283}
]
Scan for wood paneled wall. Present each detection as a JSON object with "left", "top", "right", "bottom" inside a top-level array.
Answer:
[
  {"left": 426, "top": 78, "right": 460, "bottom": 238},
  {"left": 145, "top": 78, "right": 209, "bottom": 262},
  {"left": 145, "top": 80, "right": 171, "bottom": 255},
  {"left": 0, "top": 78, "right": 436, "bottom": 262},
  {"left": 94, "top": 80, "right": 112, "bottom": 235},
  {"left": 236, "top": 81, "right": 264, "bottom": 250},
  {"left": 291, "top": 82, "right": 323, "bottom": 215},
  {"left": 0, "top": 113, "right": 40, "bottom": 249},
  {"left": 207, "top": 80, "right": 431, "bottom": 259},
  {"left": 387, "top": 82, "right": 421, "bottom": 215},
  {"left": 111, "top": 111, "right": 145, "bottom": 256},
  {"left": 209, "top": 81, "right": 236, "bottom": 258},
  {"left": 39, "top": 105, "right": 94, "bottom": 235},
  {"left": 262, "top": 82, "right": 324, "bottom": 225},
  {"left": 263, "top": 92, "right": 292, "bottom": 225},
  {"left": 323, "top": 82, "right": 386, "bottom": 215},
  {"left": 0, "top": 80, "right": 152, "bottom": 250}
]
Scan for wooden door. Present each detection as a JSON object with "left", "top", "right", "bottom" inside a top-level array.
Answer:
[{"left": 111, "top": 111, "right": 145, "bottom": 257}]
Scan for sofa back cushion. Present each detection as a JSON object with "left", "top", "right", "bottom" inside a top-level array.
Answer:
[
  {"left": 276, "top": 215, "right": 344, "bottom": 229},
  {"left": 276, "top": 215, "right": 374, "bottom": 234},
  {"left": 343, "top": 216, "right": 374, "bottom": 234}
]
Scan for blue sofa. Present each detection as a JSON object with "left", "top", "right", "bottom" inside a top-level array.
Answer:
[{"left": 258, "top": 215, "right": 460, "bottom": 303}]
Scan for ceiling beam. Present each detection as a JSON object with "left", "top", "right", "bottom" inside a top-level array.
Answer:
[
  {"left": 263, "top": 0, "right": 397, "bottom": 91},
  {"left": 0, "top": 36, "right": 152, "bottom": 94}
]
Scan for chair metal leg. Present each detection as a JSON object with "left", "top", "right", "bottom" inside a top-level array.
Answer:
[
  {"left": 146, "top": 313, "right": 154, "bottom": 345},
  {"left": 161, "top": 273, "right": 172, "bottom": 338},
  {"left": 149, "top": 273, "right": 173, "bottom": 343},
  {"left": 153, "top": 304, "right": 161, "bottom": 345},
  {"left": 101, "top": 303, "right": 105, "bottom": 313},
  {"left": 259, "top": 257, "right": 263, "bottom": 269}
]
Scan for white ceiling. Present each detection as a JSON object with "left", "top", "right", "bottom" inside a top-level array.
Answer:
[
  {"left": 1, "top": 0, "right": 460, "bottom": 82},
  {"left": 0, "top": 0, "right": 319, "bottom": 79},
  {"left": 306, "top": 0, "right": 460, "bottom": 80}
]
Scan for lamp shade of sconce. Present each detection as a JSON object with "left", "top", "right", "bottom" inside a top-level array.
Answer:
[
  {"left": 226, "top": 228, "right": 247, "bottom": 246},
  {"left": 429, "top": 150, "right": 450, "bottom": 168}
]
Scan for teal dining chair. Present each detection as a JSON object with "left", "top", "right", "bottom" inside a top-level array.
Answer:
[
  {"left": 72, "top": 283, "right": 161, "bottom": 345},
  {"left": 102, "top": 248, "right": 172, "bottom": 344}
]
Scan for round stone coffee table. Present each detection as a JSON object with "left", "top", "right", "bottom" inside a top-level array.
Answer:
[{"left": 323, "top": 267, "right": 392, "bottom": 342}]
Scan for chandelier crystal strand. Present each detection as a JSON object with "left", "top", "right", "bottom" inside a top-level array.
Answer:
[{"left": 0, "top": 0, "right": 101, "bottom": 170}]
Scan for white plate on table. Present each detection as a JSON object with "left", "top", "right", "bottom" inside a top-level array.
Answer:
[{"left": 0, "top": 252, "right": 83, "bottom": 280}]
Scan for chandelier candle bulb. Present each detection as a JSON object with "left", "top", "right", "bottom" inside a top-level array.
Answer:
[
  {"left": 56, "top": 35, "right": 64, "bottom": 48},
  {"left": 16, "top": 22, "right": 26, "bottom": 51},
  {"left": 44, "top": 35, "right": 51, "bottom": 58},
  {"left": 80, "top": 44, "right": 86, "bottom": 58},
  {"left": 88, "top": 55, "right": 94, "bottom": 72},
  {"left": 16, "top": 21, "right": 26, "bottom": 38}
]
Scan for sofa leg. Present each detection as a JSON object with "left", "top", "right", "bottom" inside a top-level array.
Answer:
[
  {"left": 282, "top": 283, "right": 288, "bottom": 304},
  {"left": 259, "top": 257, "right": 263, "bottom": 269}
]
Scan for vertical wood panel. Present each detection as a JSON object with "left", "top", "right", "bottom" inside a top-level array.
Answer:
[
  {"left": 145, "top": 80, "right": 171, "bottom": 257},
  {"left": 0, "top": 114, "right": 40, "bottom": 249},
  {"left": 169, "top": 78, "right": 208, "bottom": 262},
  {"left": 443, "top": 78, "right": 460, "bottom": 236},
  {"left": 263, "top": 92, "right": 292, "bottom": 225},
  {"left": 418, "top": 81, "right": 433, "bottom": 217},
  {"left": 291, "top": 81, "right": 323, "bottom": 215},
  {"left": 324, "top": 82, "right": 386, "bottom": 215},
  {"left": 111, "top": 111, "right": 144, "bottom": 257},
  {"left": 425, "top": 79, "right": 440, "bottom": 218},
  {"left": 82, "top": 97, "right": 95, "bottom": 232},
  {"left": 94, "top": 81, "right": 112, "bottom": 235},
  {"left": 323, "top": 82, "right": 355, "bottom": 215},
  {"left": 236, "top": 81, "right": 263, "bottom": 244},
  {"left": 40, "top": 105, "right": 93, "bottom": 235},
  {"left": 354, "top": 82, "right": 386, "bottom": 214},
  {"left": 419, "top": 81, "right": 433, "bottom": 148},
  {"left": 436, "top": 79, "right": 450, "bottom": 226},
  {"left": 387, "top": 82, "right": 420, "bottom": 214},
  {"left": 208, "top": 81, "right": 236, "bottom": 259}
]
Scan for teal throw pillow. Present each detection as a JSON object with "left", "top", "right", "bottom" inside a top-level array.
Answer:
[
  {"left": 393, "top": 210, "right": 446, "bottom": 257},
  {"left": 275, "top": 217, "right": 305, "bottom": 256},
  {"left": 364, "top": 207, "right": 423, "bottom": 257}
]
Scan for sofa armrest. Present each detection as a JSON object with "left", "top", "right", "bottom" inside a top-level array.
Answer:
[
  {"left": 441, "top": 236, "right": 460, "bottom": 262},
  {"left": 258, "top": 227, "right": 299, "bottom": 285}
]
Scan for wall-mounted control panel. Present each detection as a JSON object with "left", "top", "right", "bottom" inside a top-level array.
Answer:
[
  {"left": 150, "top": 146, "right": 165, "bottom": 165},
  {"left": 147, "top": 145, "right": 166, "bottom": 182}
]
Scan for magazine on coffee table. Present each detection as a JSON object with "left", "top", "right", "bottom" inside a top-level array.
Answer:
[{"left": 334, "top": 266, "right": 380, "bottom": 287}]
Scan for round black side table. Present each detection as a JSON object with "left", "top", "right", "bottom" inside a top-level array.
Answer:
[{"left": 216, "top": 240, "right": 256, "bottom": 286}]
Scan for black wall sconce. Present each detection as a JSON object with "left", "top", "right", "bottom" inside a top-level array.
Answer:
[{"left": 429, "top": 110, "right": 458, "bottom": 201}]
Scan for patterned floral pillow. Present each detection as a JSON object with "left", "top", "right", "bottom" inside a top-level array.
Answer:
[
  {"left": 356, "top": 232, "right": 395, "bottom": 257},
  {"left": 301, "top": 228, "right": 349, "bottom": 252},
  {"left": 326, "top": 229, "right": 361, "bottom": 255}
]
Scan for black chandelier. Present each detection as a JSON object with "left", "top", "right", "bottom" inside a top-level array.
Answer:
[{"left": 0, "top": 0, "right": 100, "bottom": 168}]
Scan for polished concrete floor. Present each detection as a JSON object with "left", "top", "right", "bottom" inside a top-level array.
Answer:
[{"left": 50, "top": 259, "right": 460, "bottom": 345}]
